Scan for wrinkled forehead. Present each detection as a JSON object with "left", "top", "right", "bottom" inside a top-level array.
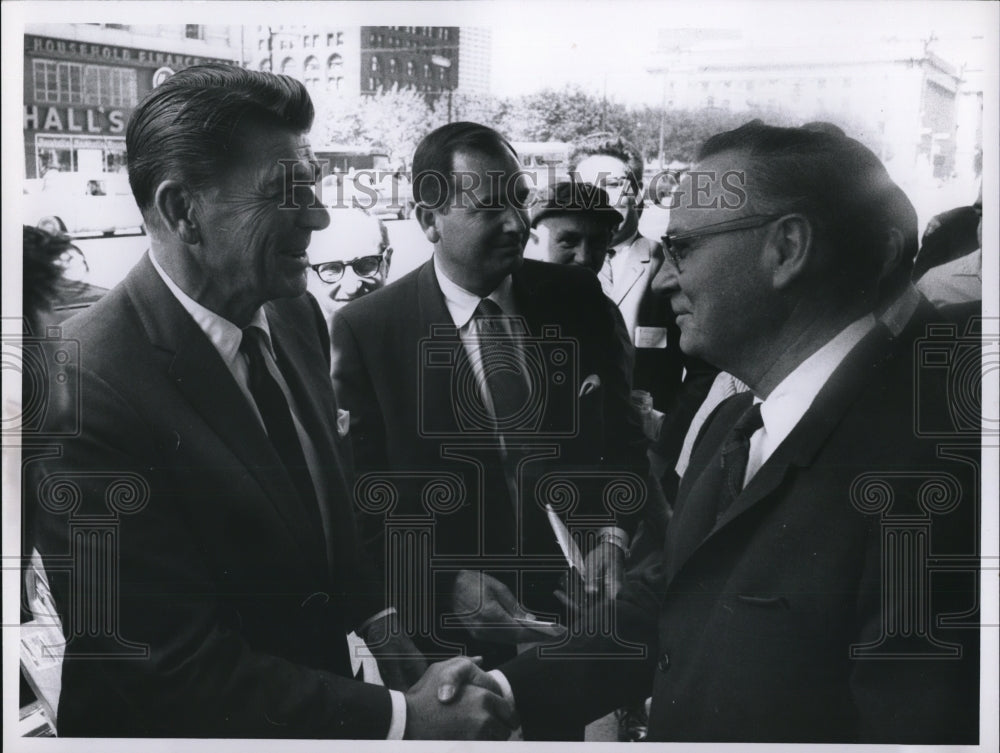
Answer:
[
  {"left": 308, "top": 211, "right": 386, "bottom": 263},
  {"left": 228, "top": 117, "right": 319, "bottom": 181},
  {"left": 450, "top": 147, "right": 530, "bottom": 201},
  {"left": 539, "top": 212, "right": 617, "bottom": 235},
  {"left": 574, "top": 154, "right": 632, "bottom": 185},
  {"left": 671, "top": 151, "right": 755, "bottom": 229}
]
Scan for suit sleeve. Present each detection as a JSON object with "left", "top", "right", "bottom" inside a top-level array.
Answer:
[
  {"left": 30, "top": 365, "right": 394, "bottom": 738},
  {"left": 499, "top": 573, "right": 660, "bottom": 729}
]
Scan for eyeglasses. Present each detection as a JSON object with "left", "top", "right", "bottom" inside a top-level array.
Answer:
[
  {"left": 662, "top": 214, "right": 781, "bottom": 268},
  {"left": 311, "top": 249, "right": 389, "bottom": 283}
]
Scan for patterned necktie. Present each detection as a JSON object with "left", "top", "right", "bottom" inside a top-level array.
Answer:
[
  {"left": 239, "top": 327, "right": 319, "bottom": 517},
  {"left": 717, "top": 401, "right": 764, "bottom": 517},
  {"left": 473, "top": 298, "right": 531, "bottom": 432}
]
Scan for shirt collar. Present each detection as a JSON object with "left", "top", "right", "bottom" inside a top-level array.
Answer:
[
  {"left": 756, "top": 314, "right": 877, "bottom": 450},
  {"left": 432, "top": 254, "right": 516, "bottom": 329},
  {"left": 612, "top": 230, "right": 641, "bottom": 256},
  {"left": 879, "top": 283, "right": 925, "bottom": 337},
  {"left": 149, "top": 250, "right": 273, "bottom": 364}
]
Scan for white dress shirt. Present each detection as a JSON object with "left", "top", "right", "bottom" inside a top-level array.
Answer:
[
  {"left": 744, "top": 314, "right": 876, "bottom": 487},
  {"left": 150, "top": 252, "right": 406, "bottom": 739}
]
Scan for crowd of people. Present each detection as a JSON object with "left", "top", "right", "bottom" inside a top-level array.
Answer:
[{"left": 20, "top": 63, "right": 983, "bottom": 742}]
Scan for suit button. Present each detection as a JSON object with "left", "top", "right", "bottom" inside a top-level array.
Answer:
[{"left": 657, "top": 653, "right": 670, "bottom": 672}]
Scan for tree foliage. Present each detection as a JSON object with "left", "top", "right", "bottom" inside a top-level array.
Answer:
[{"left": 311, "top": 83, "right": 824, "bottom": 168}]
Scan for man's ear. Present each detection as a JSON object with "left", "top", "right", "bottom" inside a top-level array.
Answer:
[
  {"left": 415, "top": 205, "right": 440, "bottom": 244},
  {"left": 767, "top": 213, "right": 813, "bottom": 290},
  {"left": 154, "top": 180, "right": 201, "bottom": 245},
  {"left": 879, "top": 227, "right": 905, "bottom": 282}
]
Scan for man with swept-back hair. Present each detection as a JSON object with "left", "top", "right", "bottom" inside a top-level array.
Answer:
[
  {"left": 448, "top": 120, "right": 980, "bottom": 743},
  {"left": 26, "top": 65, "right": 517, "bottom": 740},
  {"left": 333, "top": 122, "right": 648, "bottom": 739}
]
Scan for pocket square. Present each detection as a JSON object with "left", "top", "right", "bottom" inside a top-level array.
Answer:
[
  {"left": 336, "top": 409, "right": 350, "bottom": 438},
  {"left": 578, "top": 374, "right": 602, "bottom": 397}
]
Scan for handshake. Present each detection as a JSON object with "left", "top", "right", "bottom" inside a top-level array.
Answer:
[{"left": 403, "top": 656, "right": 517, "bottom": 740}]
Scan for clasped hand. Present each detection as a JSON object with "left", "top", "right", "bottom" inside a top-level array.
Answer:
[{"left": 404, "top": 656, "right": 518, "bottom": 739}]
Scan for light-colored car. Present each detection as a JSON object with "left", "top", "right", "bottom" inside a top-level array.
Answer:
[{"left": 25, "top": 171, "right": 145, "bottom": 237}]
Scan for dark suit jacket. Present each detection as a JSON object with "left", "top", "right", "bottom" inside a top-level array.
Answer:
[
  {"left": 331, "top": 258, "right": 648, "bottom": 660},
  {"left": 501, "top": 322, "right": 980, "bottom": 743},
  {"left": 28, "top": 254, "right": 392, "bottom": 738}
]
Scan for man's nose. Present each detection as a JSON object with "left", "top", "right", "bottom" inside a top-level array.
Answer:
[
  {"left": 501, "top": 203, "right": 529, "bottom": 235},
  {"left": 301, "top": 191, "right": 331, "bottom": 231},
  {"left": 651, "top": 253, "right": 680, "bottom": 295}
]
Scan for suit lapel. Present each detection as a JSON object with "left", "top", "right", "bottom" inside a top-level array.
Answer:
[
  {"left": 266, "top": 302, "right": 351, "bottom": 576},
  {"left": 666, "top": 324, "right": 893, "bottom": 584},
  {"left": 125, "top": 256, "right": 329, "bottom": 574},
  {"left": 415, "top": 261, "right": 466, "bottom": 436}
]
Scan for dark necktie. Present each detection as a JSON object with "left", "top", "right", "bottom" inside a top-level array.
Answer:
[
  {"left": 474, "top": 298, "right": 531, "bottom": 432},
  {"left": 239, "top": 327, "right": 319, "bottom": 516},
  {"left": 717, "top": 401, "right": 764, "bottom": 517}
]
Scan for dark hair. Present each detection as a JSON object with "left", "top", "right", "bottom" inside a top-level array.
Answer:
[
  {"left": 698, "top": 120, "right": 902, "bottom": 291},
  {"left": 411, "top": 121, "right": 518, "bottom": 208},
  {"left": 22, "top": 226, "right": 84, "bottom": 333},
  {"left": 569, "top": 132, "right": 645, "bottom": 189},
  {"left": 126, "top": 64, "right": 314, "bottom": 220}
]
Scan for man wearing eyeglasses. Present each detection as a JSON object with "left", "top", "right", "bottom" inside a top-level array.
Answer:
[
  {"left": 307, "top": 208, "right": 394, "bottom": 329},
  {"left": 466, "top": 121, "right": 979, "bottom": 743}
]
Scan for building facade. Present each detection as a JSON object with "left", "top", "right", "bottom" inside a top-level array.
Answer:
[
  {"left": 242, "top": 25, "right": 492, "bottom": 112},
  {"left": 23, "top": 24, "right": 240, "bottom": 180},
  {"left": 649, "top": 35, "right": 977, "bottom": 183}
]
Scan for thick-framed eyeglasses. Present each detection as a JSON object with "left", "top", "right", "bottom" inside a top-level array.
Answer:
[
  {"left": 663, "top": 214, "right": 781, "bottom": 268},
  {"left": 311, "top": 248, "right": 389, "bottom": 283}
]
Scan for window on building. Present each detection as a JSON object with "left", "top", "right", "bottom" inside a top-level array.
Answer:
[
  {"left": 327, "top": 76, "right": 343, "bottom": 93},
  {"left": 303, "top": 35, "right": 311, "bottom": 48},
  {"left": 304, "top": 56, "right": 320, "bottom": 88},
  {"left": 423, "top": 63, "right": 431, "bottom": 78},
  {"left": 407, "top": 60, "right": 415, "bottom": 77},
  {"left": 83, "top": 66, "right": 138, "bottom": 107},
  {"left": 389, "top": 58, "right": 398, "bottom": 73},
  {"left": 185, "top": 25, "right": 202, "bottom": 40},
  {"left": 439, "top": 67, "right": 446, "bottom": 81},
  {"left": 328, "top": 53, "right": 343, "bottom": 73},
  {"left": 34, "top": 59, "right": 139, "bottom": 107},
  {"left": 260, "top": 58, "right": 272, "bottom": 72},
  {"left": 371, "top": 56, "right": 380, "bottom": 72},
  {"left": 281, "top": 57, "right": 299, "bottom": 77},
  {"left": 368, "top": 77, "right": 375, "bottom": 90}
]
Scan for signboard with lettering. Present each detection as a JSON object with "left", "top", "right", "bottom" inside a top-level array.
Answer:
[
  {"left": 24, "top": 105, "right": 127, "bottom": 135},
  {"left": 25, "top": 34, "right": 237, "bottom": 69}
]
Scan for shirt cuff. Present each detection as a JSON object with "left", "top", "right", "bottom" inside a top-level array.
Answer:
[
  {"left": 386, "top": 689, "right": 407, "bottom": 739},
  {"left": 358, "top": 606, "right": 397, "bottom": 636},
  {"left": 598, "top": 525, "right": 630, "bottom": 552}
]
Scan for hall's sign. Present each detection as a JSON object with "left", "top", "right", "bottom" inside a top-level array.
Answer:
[{"left": 24, "top": 105, "right": 127, "bottom": 134}]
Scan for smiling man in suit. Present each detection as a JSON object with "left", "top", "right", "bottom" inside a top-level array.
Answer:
[
  {"left": 331, "top": 124, "right": 649, "bottom": 706},
  {"left": 461, "top": 121, "right": 981, "bottom": 743},
  {"left": 26, "top": 65, "right": 518, "bottom": 741}
]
